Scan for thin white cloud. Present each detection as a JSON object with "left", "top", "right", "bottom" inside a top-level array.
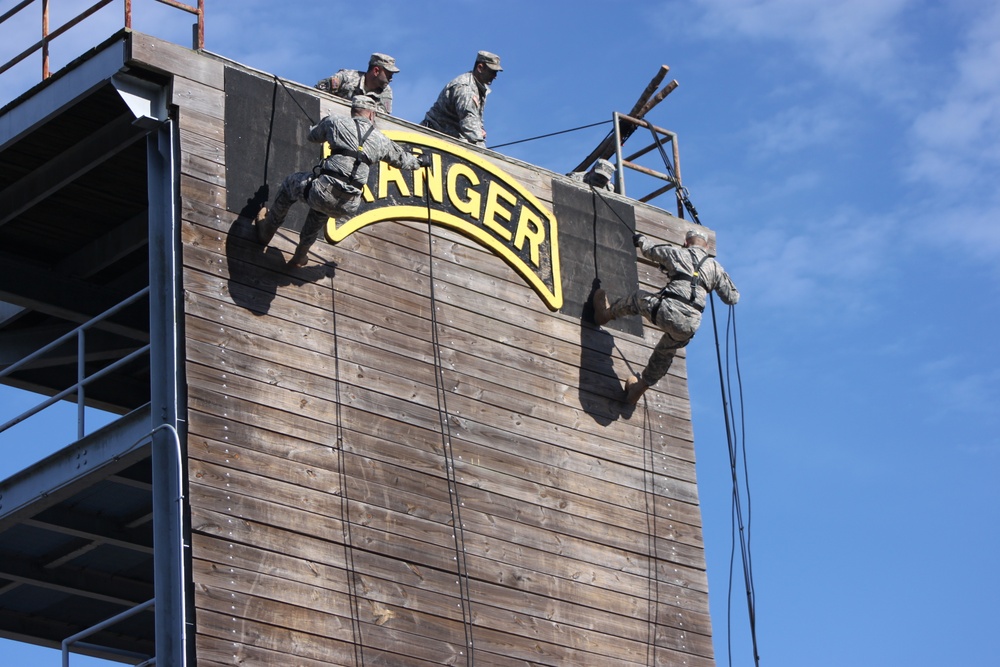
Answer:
[
  {"left": 690, "top": 0, "right": 912, "bottom": 95},
  {"left": 748, "top": 105, "right": 844, "bottom": 157},
  {"left": 915, "top": 355, "right": 1000, "bottom": 422},
  {"left": 906, "top": 3, "right": 1000, "bottom": 193},
  {"left": 726, "top": 208, "right": 892, "bottom": 313}
]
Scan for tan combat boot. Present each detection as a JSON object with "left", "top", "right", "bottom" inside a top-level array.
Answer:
[
  {"left": 625, "top": 375, "right": 649, "bottom": 404},
  {"left": 593, "top": 288, "right": 613, "bottom": 325}
]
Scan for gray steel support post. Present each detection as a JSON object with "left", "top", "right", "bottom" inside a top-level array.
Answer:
[{"left": 148, "top": 117, "right": 189, "bottom": 667}]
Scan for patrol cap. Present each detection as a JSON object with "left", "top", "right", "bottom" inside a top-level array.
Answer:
[
  {"left": 369, "top": 53, "right": 399, "bottom": 73},
  {"left": 352, "top": 93, "right": 379, "bottom": 111},
  {"left": 476, "top": 51, "right": 503, "bottom": 71},
  {"left": 685, "top": 229, "right": 708, "bottom": 242},
  {"left": 593, "top": 159, "right": 615, "bottom": 180}
]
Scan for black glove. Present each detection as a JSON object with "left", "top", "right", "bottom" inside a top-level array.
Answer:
[
  {"left": 416, "top": 153, "right": 433, "bottom": 168},
  {"left": 633, "top": 233, "right": 646, "bottom": 248}
]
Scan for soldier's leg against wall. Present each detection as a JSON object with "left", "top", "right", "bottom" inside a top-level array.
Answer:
[
  {"left": 288, "top": 207, "right": 329, "bottom": 268},
  {"left": 256, "top": 172, "right": 311, "bottom": 245},
  {"left": 607, "top": 290, "right": 657, "bottom": 321},
  {"left": 640, "top": 332, "right": 688, "bottom": 386}
]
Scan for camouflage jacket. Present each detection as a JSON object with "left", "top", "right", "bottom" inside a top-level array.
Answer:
[
  {"left": 315, "top": 69, "right": 393, "bottom": 115},
  {"left": 568, "top": 170, "right": 613, "bottom": 191},
  {"left": 638, "top": 239, "right": 740, "bottom": 316},
  {"left": 421, "top": 71, "right": 488, "bottom": 146},
  {"left": 309, "top": 115, "right": 419, "bottom": 195}
]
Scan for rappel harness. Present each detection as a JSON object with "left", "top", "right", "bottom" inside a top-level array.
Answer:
[
  {"left": 313, "top": 118, "right": 376, "bottom": 190},
  {"left": 650, "top": 247, "right": 712, "bottom": 322}
]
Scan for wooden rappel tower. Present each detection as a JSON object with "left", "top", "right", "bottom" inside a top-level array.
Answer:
[{"left": 0, "top": 11, "right": 721, "bottom": 667}]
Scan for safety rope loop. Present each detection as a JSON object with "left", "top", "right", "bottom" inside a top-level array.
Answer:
[{"left": 708, "top": 294, "right": 760, "bottom": 667}]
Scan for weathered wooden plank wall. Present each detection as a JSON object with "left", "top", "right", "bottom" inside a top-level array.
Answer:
[{"left": 129, "top": 32, "right": 716, "bottom": 667}]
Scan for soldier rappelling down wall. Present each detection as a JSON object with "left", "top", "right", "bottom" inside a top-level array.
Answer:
[
  {"left": 593, "top": 229, "right": 740, "bottom": 403},
  {"left": 254, "top": 94, "right": 431, "bottom": 267}
]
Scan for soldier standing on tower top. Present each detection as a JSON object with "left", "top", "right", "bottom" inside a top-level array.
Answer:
[
  {"left": 421, "top": 51, "right": 502, "bottom": 147},
  {"left": 315, "top": 52, "right": 399, "bottom": 115}
]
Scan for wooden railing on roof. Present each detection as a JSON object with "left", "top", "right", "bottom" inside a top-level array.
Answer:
[{"left": 0, "top": 0, "right": 204, "bottom": 80}]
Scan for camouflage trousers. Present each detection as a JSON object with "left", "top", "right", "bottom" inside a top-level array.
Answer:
[
  {"left": 608, "top": 290, "right": 700, "bottom": 386},
  {"left": 270, "top": 171, "right": 361, "bottom": 251}
]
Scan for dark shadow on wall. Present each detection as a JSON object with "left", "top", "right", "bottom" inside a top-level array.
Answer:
[
  {"left": 225, "top": 67, "right": 319, "bottom": 235},
  {"left": 222, "top": 68, "right": 333, "bottom": 314},
  {"left": 578, "top": 280, "right": 628, "bottom": 426},
  {"left": 225, "top": 215, "right": 336, "bottom": 317},
  {"left": 553, "top": 179, "right": 643, "bottom": 425}
]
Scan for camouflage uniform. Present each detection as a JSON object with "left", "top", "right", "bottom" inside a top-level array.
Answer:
[
  {"left": 422, "top": 51, "right": 501, "bottom": 146},
  {"left": 421, "top": 71, "right": 489, "bottom": 145},
  {"left": 607, "top": 234, "right": 739, "bottom": 386},
  {"left": 258, "top": 98, "right": 421, "bottom": 263},
  {"left": 568, "top": 159, "right": 615, "bottom": 191},
  {"left": 315, "top": 53, "right": 398, "bottom": 114},
  {"left": 315, "top": 69, "right": 393, "bottom": 114}
]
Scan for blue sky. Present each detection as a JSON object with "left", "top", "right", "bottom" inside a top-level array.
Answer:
[{"left": 2, "top": 1, "right": 999, "bottom": 665}]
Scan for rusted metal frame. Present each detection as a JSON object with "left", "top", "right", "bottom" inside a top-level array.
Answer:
[
  {"left": 153, "top": 0, "right": 204, "bottom": 49},
  {"left": 42, "top": 0, "right": 49, "bottom": 78},
  {"left": 612, "top": 111, "right": 688, "bottom": 208},
  {"left": 619, "top": 79, "right": 678, "bottom": 146},
  {"left": 613, "top": 111, "right": 626, "bottom": 197},
  {"left": 638, "top": 181, "right": 678, "bottom": 204},
  {"left": 623, "top": 140, "right": 659, "bottom": 163},
  {"left": 573, "top": 66, "right": 667, "bottom": 172},
  {"left": 641, "top": 119, "right": 685, "bottom": 217},
  {"left": 615, "top": 112, "right": 675, "bottom": 137},
  {"left": 0, "top": 0, "right": 115, "bottom": 79},
  {"left": 672, "top": 133, "right": 683, "bottom": 217},
  {"left": 614, "top": 111, "right": 679, "bottom": 200},
  {"left": 622, "top": 128, "right": 677, "bottom": 163},
  {"left": 622, "top": 159, "right": 672, "bottom": 182},
  {"left": 624, "top": 158, "right": 679, "bottom": 207}
]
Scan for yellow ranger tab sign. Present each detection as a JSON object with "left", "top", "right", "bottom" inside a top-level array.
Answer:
[{"left": 324, "top": 131, "right": 563, "bottom": 311}]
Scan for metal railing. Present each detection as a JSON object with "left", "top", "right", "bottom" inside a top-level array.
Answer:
[
  {"left": 611, "top": 111, "right": 686, "bottom": 216},
  {"left": 0, "top": 0, "right": 204, "bottom": 80},
  {"left": 61, "top": 597, "right": 156, "bottom": 666},
  {"left": 0, "top": 286, "right": 151, "bottom": 440}
]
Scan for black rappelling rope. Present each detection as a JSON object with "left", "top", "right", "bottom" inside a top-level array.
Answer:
[
  {"left": 273, "top": 73, "right": 317, "bottom": 125},
  {"left": 641, "top": 404, "right": 664, "bottom": 667},
  {"left": 707, "top": 295, "right": 760, "bottom": 667},
  {"left": 330, "top": 278, "right": 366, "bottom": 666},
  {"left": 489, "top": 119, "right": 612, "bottom": 150},
  {"left": 422, "top": 167, "right": 476, "bottom": 665}
]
